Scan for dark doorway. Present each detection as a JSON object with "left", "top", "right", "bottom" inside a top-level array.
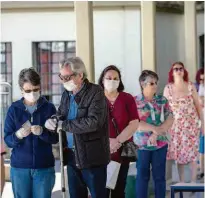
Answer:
[{"left": 199, "top": 34, "right": 204, "bottom": 68}]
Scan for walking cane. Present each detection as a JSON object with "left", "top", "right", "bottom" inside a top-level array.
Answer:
[{"left": 52, "top": 115, "right": 66, "bottom": 198}]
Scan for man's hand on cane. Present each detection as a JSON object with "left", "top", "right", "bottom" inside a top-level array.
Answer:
[
  {"left": 45, "top": 117, "right": 63, "bottom": 133},
  {"left": 56, "top": 121, "right": 63, "bottom": 133}
]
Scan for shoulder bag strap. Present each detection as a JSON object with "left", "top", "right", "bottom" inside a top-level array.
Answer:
[{"left": 109, "top": 106, "right": 120, "bottom": 136}]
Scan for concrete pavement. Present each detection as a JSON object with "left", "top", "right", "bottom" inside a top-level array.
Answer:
[{"left": 2, "top": 161, "right": 204, "bottom": 198}]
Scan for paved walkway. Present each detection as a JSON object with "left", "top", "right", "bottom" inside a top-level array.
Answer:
[
  {"left": 2, "top": 161, "right": 204, "bottom": 198},
  {"left": 2, "top": 161, "right": 70, "bottom": 198}
]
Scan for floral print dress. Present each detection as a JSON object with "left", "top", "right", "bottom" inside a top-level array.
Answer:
[{"left": 166, "top": 82, "right": 201, "bottom": 164}]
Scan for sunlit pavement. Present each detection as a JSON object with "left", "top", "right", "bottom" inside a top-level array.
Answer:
[
  {"left": 2, "top": 161, "right": 204, "bottom": 198},
  {"left": 2, "top": 160, "right": 69, "bottom": 198}
]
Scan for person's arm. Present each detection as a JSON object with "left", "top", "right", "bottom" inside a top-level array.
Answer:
[
  {"left": 1, "top": 155, "right": 5, "bottom": 195},
  {"left": 137, "top": 120, "right": 173, "bottom": 135},
  {"left": 39, "top": 104, "right": 59, "bottom": 144},
  {"left": 136, "top": 121, "right": 164, "bottom": 135},
  {"left": 0, "top": 141, "right": 6, "bottom": 195},
  {"left": 116, "top": 119, "right": 139, "bottom": 143},
  {"left": 138, "top": 96, "right": 174, "bottom": 135},
  {"left": 62, "top": 89, "right": 108, "bottom": 134},
  {"left": 157, "top": 115, "right": 174, "bottom": 135},
  {"left": 191, "top": 84, "right": 204, "bottom": 132},
  {"left": 163, "top": 85, "right": 170, "bottom": 100},
  {"left": 137, "top": 121, "right": 156, "bottom": 132},
  {"left": 4, "top": 106, "right": 25, "bottom": 148},
  {"left": 157, "top": 96, "right": 174, "bottom": 134},
  {"left": 115, "top": 94, "right": 140, "bottom": 143},
  {"left": 202, "top": 110, "right": 204, "bottom": 135},
  {"left": 111, "top": 119, "right": 139, "bottom": 153}
]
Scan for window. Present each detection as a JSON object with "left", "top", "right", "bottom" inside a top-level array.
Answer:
[
  {"left": 33, "top": 41, "right": 76, "bottom": 107},
  {"left": 0, "top": 42, "right": 12, "bottom": 160},
  {"left": 0, "top": 42, "right": 12, "bottom": 84}
]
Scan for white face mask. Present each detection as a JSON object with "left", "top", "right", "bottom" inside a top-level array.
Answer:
[
  {"left": 63, "top": 80, "right": 77, "bottom": 92},
  {"left": 104, "top": 79, "right": 120, "bottom": 93},
  {"left": 24, "top": 91, "right": 40, "bottom": 103}
]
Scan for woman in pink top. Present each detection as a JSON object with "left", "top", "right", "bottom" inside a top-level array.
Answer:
[{"left": 164, "top": 62, "right": 203, "bottom": 183}]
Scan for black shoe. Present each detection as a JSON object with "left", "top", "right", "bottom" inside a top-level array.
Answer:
[
  {"left": 197, "top": 172, "right": 204, "bottom": 180},
  {"left": 200, "top": 173, "right": 204, "bottom": 178}
]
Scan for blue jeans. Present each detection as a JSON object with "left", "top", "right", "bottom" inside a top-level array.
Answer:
[
  {"left": 67, "top": 151, "right": 107, "bottom": 198},
  {"left": 136, "top": 145, "right": 168, "bottom": 198},
  {"left": 199, "top": 135, "right": 204, "bottom": 154},
  {"left": 11, "top": 167, "right": 55, "bottom": 198}
]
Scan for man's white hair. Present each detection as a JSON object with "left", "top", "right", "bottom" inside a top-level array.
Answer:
[{"left": 59, "top": 57, "right": 87, "bottom": 80}]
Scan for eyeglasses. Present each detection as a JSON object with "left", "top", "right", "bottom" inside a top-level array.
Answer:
[
  {"left": 23, "top": 88, "right": 40, "bottom": 93},
  {"left": 173, "top": 67, "right": 184, "bottom": 72},
  {"left": 58, "top": 73, "right": 76, "bottom": 82},
  {"left": 147, "top": 82, "right": 158, "bottom": 86}
]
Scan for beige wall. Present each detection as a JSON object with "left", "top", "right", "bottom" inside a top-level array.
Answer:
[{"left": 1, "top": 3, "right": 204, "bottom": 97}]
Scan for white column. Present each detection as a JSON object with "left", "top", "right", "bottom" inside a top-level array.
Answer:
[
  {"left": 141, "top": 1, "right": 156, "bottom": 71},
  {"left": 12, "top": 40, "right": 32, "bottom": 100},
  {"left": 74, "top": 1, "right": 95, "bottom": 82},
  {"left": 184, "top": 1, "right": 197, "bottom": 81}
]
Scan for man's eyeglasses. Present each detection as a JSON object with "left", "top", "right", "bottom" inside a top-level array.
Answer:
[
  {"left": 58, "top": 73, "right": 76, "bottom": 82},
  {"left": 173, "top": 67, "right": 184, "bottom": 72},
  {"left": 23, "top": 88, "right": 40, "bottom": 93}
]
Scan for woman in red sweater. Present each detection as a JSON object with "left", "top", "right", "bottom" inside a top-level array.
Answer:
[{"left": 98, "top": 65, "right": 139, "bottom": 198}]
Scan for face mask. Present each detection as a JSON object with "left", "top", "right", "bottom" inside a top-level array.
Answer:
[
  {"left": 104, "top": 79, "right": 120, "bottom": 93},
  {"left": 198, "top": 84, "right": 204, "bottom": 97},
  {"left": 63, "top": 80, "right": 77, "bottom": 91},
  {"left": 24, "top": 92, "right": 40, "bottom": 103}
]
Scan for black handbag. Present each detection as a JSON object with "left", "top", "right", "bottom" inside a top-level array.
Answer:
[{"left": 110, "top": 116, "right": 138, "bottom": 162}]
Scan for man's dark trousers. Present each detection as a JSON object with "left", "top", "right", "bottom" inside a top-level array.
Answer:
[{"left": 67, "top": 150, "right": 107, "bottom": 198}]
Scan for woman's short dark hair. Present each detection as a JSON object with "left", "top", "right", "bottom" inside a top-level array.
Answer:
[
  {"left": 98, "top": 65, "right": 124, "bottom": 92},
  {"left": 139, "top": 70, "right": 159, "bottom": 90},
  {"left": 18, "top": 68, "right": 41, "bottom": 88}
]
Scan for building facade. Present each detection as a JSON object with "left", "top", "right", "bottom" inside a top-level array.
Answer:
[{"left": 1, "top": 1, "right": 204, "bottom": 103}]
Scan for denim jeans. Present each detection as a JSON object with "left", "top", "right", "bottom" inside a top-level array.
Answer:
[
  {"left": 67, "top": 151, "right": 107, "bottom": 198},
  {"left": 10, "top": 167, "right": 55, "bottom": 198},
  {"left": 136, "top": 145, "right": 168, "bottom": 198},
  {"left": 106, "top": 163, "right": 129, "bottom": 198}
]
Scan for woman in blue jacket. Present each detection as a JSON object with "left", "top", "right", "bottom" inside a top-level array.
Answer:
[{"left": 4, "top": 68, "right": 58, "bottom": 198}]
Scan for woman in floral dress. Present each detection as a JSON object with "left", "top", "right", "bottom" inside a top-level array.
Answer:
[{"left": 164, "top": 61, "right": 203, "bottom": 182}]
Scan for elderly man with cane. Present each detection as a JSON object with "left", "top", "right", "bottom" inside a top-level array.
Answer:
[{"left": 45, "top": 57, "right": 110, "bottom": 198}]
